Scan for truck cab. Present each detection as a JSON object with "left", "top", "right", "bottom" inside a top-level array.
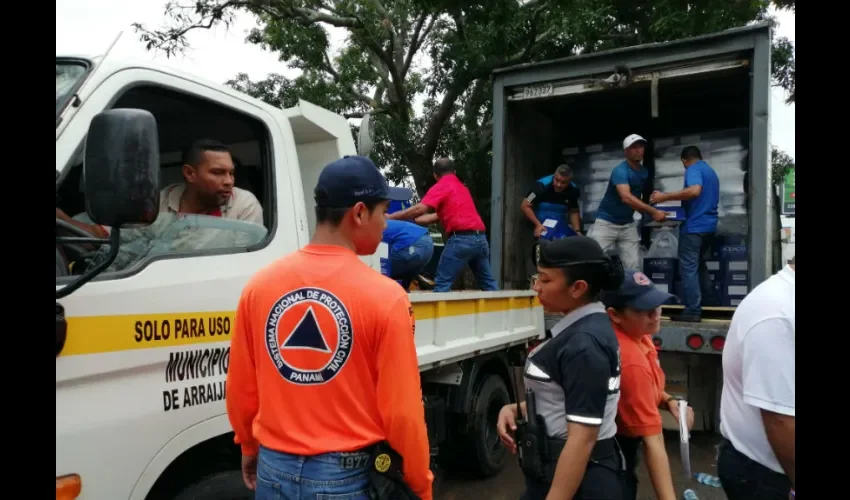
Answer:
[{"left": 56, "top": 52, "right": 378, "bottom": 499}]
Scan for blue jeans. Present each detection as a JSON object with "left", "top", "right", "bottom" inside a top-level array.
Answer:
[
  {"left": 389, "top": 234, "right": 435, "bottom": 291},
  {"left": 433, "top": 233, "right": 499, "bottom": 292},
  {"left": 678, "top": 232, "right": 716, "bottom": 316},
  {"left": 255, "top": 446, "right": 372, "bottom": 500}
]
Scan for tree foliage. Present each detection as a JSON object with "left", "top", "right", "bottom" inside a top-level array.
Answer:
[
  {"left": 771, "top": 146, "right": 794, "bottom": 186},
  {"left": 769, "top": 0, "right": 795, "bottom": 104},
  {"left": 136, "top": 0, "right": 794, "bottom": 197}
]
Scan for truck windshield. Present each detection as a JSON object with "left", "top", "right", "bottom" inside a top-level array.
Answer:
[{"left": 56, "top": 59, "right": 89, "bottom": 117}]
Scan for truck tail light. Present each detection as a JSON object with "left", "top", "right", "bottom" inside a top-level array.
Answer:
[
  {"left": 652, "top": 336, "right": 662, "bottom": 351},
  {"left": 686, "top": 334, "right": 704, "bottom": 350},
  {"left": 710, "top": 336, "right": 725, "bottom": 351},
  {"left": 57, "top": 474, "right": 82, "bottom": 500}
]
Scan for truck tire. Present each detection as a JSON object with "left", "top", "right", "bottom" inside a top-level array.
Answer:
[
  {"left": 173, "top": 471, "right": 252, "bottom": 500},
  {"left": 464, "top": 373, "right": 511, "bottom": 477}
]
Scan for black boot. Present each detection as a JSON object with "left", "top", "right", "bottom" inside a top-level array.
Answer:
[{"left": 671, "top": 312, "right": 702, "bottom": 323}]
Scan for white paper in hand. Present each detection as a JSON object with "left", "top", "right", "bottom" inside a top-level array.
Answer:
[
  {"left": 540, "top": 218, "right": 558, "bottom": 236},
  {"left": 678, "top": 399, "right": 691, "bottom": 478}
]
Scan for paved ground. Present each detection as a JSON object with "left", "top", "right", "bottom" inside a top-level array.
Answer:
[{"left": 437, "top": 431, "right": 726, "bottom": 500}]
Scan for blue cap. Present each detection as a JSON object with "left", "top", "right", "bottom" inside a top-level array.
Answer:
[
  {"left": 314, "top": 155, "right": 412, "bottom": 208},
  {"left": 601, "top": 269, "right": 677, "bottom": 310}
]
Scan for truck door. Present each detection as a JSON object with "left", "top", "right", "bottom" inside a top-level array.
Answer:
[{"left": 55, "top": 66, "right": 303, "bottom": 500}]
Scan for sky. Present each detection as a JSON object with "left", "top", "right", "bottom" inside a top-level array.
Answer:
[{"left": 56, "top": 0, "right": 795, "bottom": 158}]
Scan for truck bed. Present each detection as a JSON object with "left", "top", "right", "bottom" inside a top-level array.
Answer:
[{"left": 409, "top": 290, "right": 543, "bottom": 371}]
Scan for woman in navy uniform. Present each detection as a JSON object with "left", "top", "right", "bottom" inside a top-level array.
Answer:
[{"left": 497, "top": 236, "right": 626, "bottom": 500}]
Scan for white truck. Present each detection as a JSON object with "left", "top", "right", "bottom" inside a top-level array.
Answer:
[{"left": 55, "top": 54, "right": 544, "bottom": 500}]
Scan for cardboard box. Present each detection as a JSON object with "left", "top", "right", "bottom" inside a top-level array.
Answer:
[
  {"left": 722, "top": 284, "right": 749, "bottom": 306},
  {"left": 723, "top": 259, "right": 749, "bottom": 285},
  {"left": 654, "top": 200, "right": 686, "bottom": 221},
  {"left": 705, "top": 260, "right": 722, "bottom": 282},
  {"left": 644, "top": 258, "right": 677, "bottom": 291},
  {"left": 712, "top": 234, "right": 748, "bottom": 261}
]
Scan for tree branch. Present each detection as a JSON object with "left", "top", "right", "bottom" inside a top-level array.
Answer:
[
  {"left": 287, "top": 4, "right": 358, "bottom": 28},
  {"left": 421, "top": 81, "right": 467, "bottom": 159},
  {"left": 135, "top": 0, "right": 361, "bottom": 55},
  {"left": 318, "top": 51, "right": 375, "bottom": 109},
  {"left": 403, "top": 14, "right": 435, "bottom": 77},
  {"left": 345, "top": 108, "right": 391, "bottom": 119}
]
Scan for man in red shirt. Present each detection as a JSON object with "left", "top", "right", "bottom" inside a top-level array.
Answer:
[{"left": 388, "top": 158, "right": 498, "bottom": 292}]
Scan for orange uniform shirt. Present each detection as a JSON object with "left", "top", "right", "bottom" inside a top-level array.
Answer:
[
  {"left": 226, "top": 244, "right": 433, "bottom": 500},
  {"left": 614, "top": 327, "right": 666, "bottom": 438}
]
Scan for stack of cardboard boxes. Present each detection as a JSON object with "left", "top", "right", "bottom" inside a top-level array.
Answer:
[
  {"left": 560, "top": 128, "right": 751, "bottom": 308},
  {"left": 714, "top": 234, "right": 749, "bottom": 306},
  {"left": 645, "top": 232, "right": 749, "bottom": 308},
  {"left": 642, "top": 129, "right": 750, "bottom": 307}
]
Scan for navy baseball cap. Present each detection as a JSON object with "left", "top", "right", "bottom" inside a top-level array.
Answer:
[
  {"left": 601, "top": 270, "right": 677, "bottom": 311},
  {"left": 537, "top": 236, "right": 609, "bottom": 268},
  {"left": 314, "top": 155, "right": 412, "bottom": 208}
]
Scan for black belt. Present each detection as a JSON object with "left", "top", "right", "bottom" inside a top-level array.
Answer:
[
  {"left": 448, "top": 230, "right": 484, "bottom": 238},
  {"left": 545, "top": 437, "right": 619, "bottom": 462}
]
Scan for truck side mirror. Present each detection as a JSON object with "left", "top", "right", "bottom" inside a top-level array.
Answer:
[
  {"left": 56, "top": 109, "right": 161, "bottom": 303},
  {"left": 84, "top": 108, "right": 160, "bottom": 226}
]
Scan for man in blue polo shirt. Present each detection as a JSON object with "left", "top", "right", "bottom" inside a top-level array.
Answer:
[
  {"left": 591, "top": 134, "right": 666, "bottom": 270},
  {"left": 382, "top": 219, "right": 435, "bottom": 291},
  {"left": 651, "top": 145, "right": 720, "bottom": 322},
  {"left": 521, "top": 164, "right": 582, "bottom": 240}
]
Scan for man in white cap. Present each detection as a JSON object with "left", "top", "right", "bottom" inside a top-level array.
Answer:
[{"left": 590, "top": 134, "right": 666, "bottom": 270}]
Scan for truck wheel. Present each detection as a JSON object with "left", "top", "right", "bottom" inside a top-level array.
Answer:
[
  {"left": 465, "top": 373, "right": 510, "bottom": 477},
  {"left": 173, "top": 471, "right": 252, "bottom": 500}
]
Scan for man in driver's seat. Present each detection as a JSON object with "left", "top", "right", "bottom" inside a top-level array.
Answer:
[
  {"left": 60, "top": 139, "right": 265, "bottom": 272},
  {"left": 159, "top": 139, "right": 264, "bottom": 224}
]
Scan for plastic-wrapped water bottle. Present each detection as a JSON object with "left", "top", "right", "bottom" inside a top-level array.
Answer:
[
  {"left": 682, "top": 489, "right": 699, "bottom": 500},
  {"left": 694, "top": 472, "right": 722, "bottom": 487}
]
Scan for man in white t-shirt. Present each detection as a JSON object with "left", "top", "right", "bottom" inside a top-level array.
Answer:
[{"left": 718, "top": 256, "right": 795, "bottom": 500}]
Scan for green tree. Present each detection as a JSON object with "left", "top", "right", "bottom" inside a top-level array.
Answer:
[
  {"left": 135, "top": 0, "right": 792, "bottom": 195},
  {"left": 770, "top": 0, "right": 795, "bottom": 104},
  {"left": 771, "top": 146, "right": 794, "bottom": 186}
]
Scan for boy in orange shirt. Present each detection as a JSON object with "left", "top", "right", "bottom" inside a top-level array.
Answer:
[
  {"left": 601, "top": 270, "right": 694, "bottom": 500},
  {"left": 226, "top": 155, "right": 433, "bottom": 500}
]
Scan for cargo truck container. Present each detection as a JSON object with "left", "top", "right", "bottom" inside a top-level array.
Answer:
[{"left": 489, "top": 23, "right": 782, "bottom": 431}]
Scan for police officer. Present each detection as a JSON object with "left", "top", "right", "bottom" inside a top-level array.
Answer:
[
  {"left": 226, "top": 156, "right": 433, "bottom": 500},
  {"left": 497, "top": 236, "right": 626, "bottom": 500}
]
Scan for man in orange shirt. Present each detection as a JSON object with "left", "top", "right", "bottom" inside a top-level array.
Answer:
[
  {"left": 602, "top": 270, "right": 694, "bottom": 500},
  {"left": 226, "top": 155, "right": 434, "bottom": 500}
]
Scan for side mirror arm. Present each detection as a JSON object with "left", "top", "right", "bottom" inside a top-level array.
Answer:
[{"left": 56, "top": 227, "right": 122, "bottom": 300}]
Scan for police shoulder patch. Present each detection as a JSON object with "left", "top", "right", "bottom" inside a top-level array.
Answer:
[{"left": 265, "top": 287, "right": 353, "bottom": 386}]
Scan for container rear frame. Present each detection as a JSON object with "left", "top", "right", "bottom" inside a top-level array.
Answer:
[{"left": 490, "top": 23, "right": 774, "bottom": 291}]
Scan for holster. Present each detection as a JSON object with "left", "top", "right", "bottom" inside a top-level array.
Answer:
[
  {"left": 521, "top": 436, "right": 624, "bottom": 484},
  {"left": 368, "top": 441, "right": 421, "bottom": 500},
  {"left": 516, "top": 415, "right": 552, "bottom": 482}
]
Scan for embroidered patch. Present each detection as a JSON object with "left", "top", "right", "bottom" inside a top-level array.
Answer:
[{"left": 633, "top": 272, "right": 651, "bottom": 286}]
